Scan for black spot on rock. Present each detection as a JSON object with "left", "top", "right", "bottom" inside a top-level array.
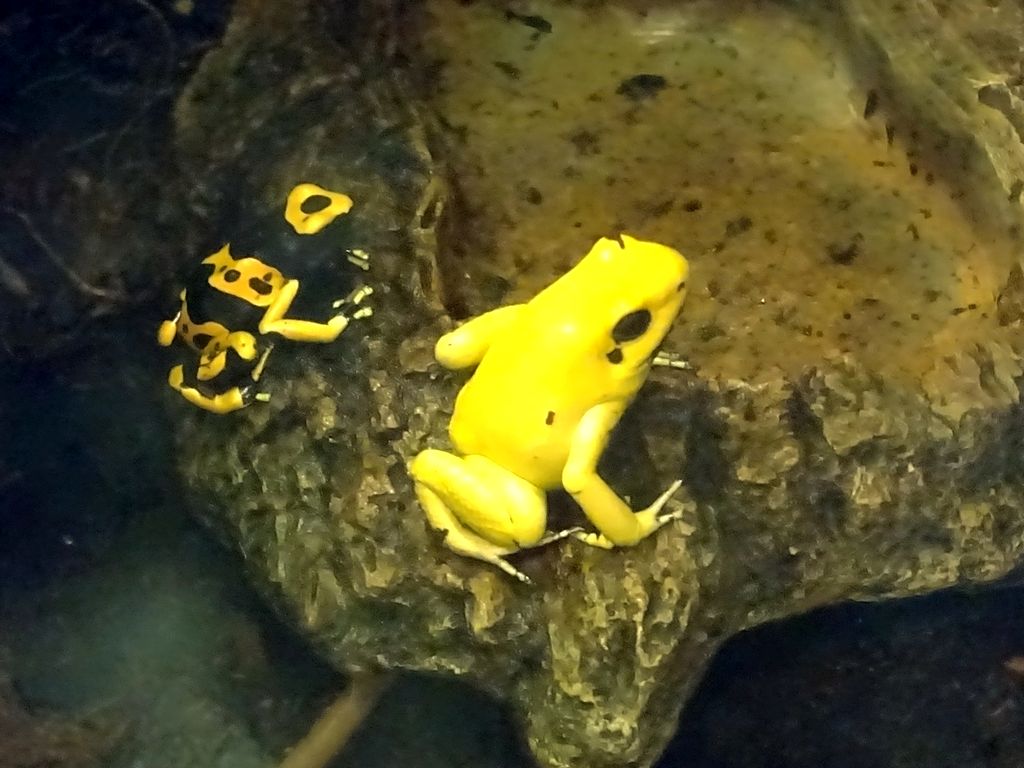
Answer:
[
  {"left": 863, "top": 89, "right": 879, "bottom": 119},
  {"left": 616, "top": 74, "right": 667, "bottom": 101},
  {"left": 493, "top": 61, "right": 521, "bottom": 80},
  {"left": 568, "top": 129, "right": 600, "bottom": 156},
  {"left": 725, "top": 216, "right": 752, "bottom": 237},
  {"left": 827, "top": 234, "right": 864, "bottom": 265},
  {"left": 504, "top": 10, "right": 552, "bottom": 34},
  {"left": 697, "top": 324, "right": 724, "bottom": 342}
]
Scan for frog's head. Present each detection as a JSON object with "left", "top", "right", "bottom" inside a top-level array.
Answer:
[{"left": 570, "top": 234, "right": 689, "bottom": 373}]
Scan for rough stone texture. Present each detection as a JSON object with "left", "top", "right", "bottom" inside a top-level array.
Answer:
[
  {"left": 831, "top": 0, "right": 1024, "bottom": 238},
  {"left": 170, "top": 2, "right": 1024, "bottom": 768}
]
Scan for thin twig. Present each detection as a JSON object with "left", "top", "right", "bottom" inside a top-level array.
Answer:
[
  {"left": 277, "top": 671, "right": 394, "bottom": 768},
  {"left": 2, "top": 206, "right": 125, "bottom": 303},
  {"left": 0, "top": 250, "right": 34, "bottom": 300}
]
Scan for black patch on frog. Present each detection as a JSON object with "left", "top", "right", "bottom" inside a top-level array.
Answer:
[
  {"left": 224, "top": 269, "right": 241, "bottom": 283},
  {"left": 192, "top": 333, "right": 213, "bottom": 350},
  {"left": 677, "top": 280, "right": 687, "bottom": 292},
  {"left": 300, "top": 194, "right": 333, "bottom": 214},
  {"left": 180, "top": 343, "right": 258, "bottom": 396},
  {"left": 606, "top": 348, "right": 624, "bottom": 364},
  {"left": 248, "top": 277, "right": 273, "bottom": 296},
  {"left": 184, "top": 282, "right": 249, "bottom": 329},
  {"left": 545, "top": 410, "right": 555, "bottom": 425},
  {"left": 616, "top": 74, "right": 667, "bottom": 102},
  {"left": 612, "top": 309, "right": 651, "bottom": 343}
]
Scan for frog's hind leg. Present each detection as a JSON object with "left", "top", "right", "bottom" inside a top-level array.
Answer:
[{"left": 409, "top": 449, "right": 552, "bottom": 583}]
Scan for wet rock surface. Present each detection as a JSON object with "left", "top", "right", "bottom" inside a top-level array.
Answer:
[{"left": 167, "top": 1, "right": 1024, "bottom": 768}]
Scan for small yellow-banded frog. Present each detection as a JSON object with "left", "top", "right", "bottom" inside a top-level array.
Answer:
[
  {"left": 410, "top": 234, "right": 690, "bottom": 582},
  {"left": 157, "top": 183, "right": 373, "bottom": 414}
]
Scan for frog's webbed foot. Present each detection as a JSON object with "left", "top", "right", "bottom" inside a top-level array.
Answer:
[
  {"left": 573, "top": 479, "right": 686, "bottom": 550},
  {"left": 329, "top": 285, "right": 374, "bottom": 331}
]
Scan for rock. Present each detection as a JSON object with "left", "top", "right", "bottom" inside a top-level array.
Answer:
[
  {"left": 0, "top": 647, "right": 122, "bottom": 768},
  {"left": 170, "top": 1, "right": 1024, "bottom": 768}
]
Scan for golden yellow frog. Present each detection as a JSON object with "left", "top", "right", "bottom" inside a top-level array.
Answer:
[{"left": 410, "top": 234, "right": 690, "bottom": 582}]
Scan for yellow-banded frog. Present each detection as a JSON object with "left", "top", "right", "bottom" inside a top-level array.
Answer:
[
  {"left": 157, "top": 183, "right": 372, "bottom": 413},
  {"left": 409, "top": 234, "right": 690, "bottom": 582}
]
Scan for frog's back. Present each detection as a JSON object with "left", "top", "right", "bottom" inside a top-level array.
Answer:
[{"left": 448, "top": 313, "right": 611, "bottom": 490}]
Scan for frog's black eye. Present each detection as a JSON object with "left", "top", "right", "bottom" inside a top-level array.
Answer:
[{"left": 612, "top": 309, "right": 651, "bottom": 343}]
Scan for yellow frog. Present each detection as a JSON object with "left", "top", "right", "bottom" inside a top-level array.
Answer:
[{"left": 410, "top": 234, "right": 690, "bottom": 583}]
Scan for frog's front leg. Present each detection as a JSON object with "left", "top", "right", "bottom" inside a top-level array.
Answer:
[
  {"left": 434, "top": 305, "right": 524, "bottom": 369},
  {"left": 562, "top": 401, "right": 683, "bottom": 548},
  {"left": 259, "top": 281, "right": 372, "bottom": 343},
  {"left": 410, "top": 449, "right": 571, "bottom": 583}
]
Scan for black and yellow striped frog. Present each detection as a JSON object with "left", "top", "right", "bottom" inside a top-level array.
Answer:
[{"left": 157, "top": 183, "right": 372, "bottom": 413}]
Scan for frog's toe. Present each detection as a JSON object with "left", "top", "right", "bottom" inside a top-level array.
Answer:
[
  {"left": 534, "top": 526, "right": 584, "bottom": 547},
  {"left": 651, "top": 351, "right": 693, "bottom": 370},
  {"left": 658, "top": 510, "right": 696, "bottom": 536},
  {"left": 572, "top": 531, "right": 616, "bottom": 550},
  {"left": 657, "top": 508, "right": 685, "bottom": 524},
  {"left": 496, "top": 558, "right": 533, "bottom": 584},
  {"left": 647, "top": 479, "right": 683, "bottom": 515},
  {"left": 332, "top": 285, "right": 374, "bottom": 310}
]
